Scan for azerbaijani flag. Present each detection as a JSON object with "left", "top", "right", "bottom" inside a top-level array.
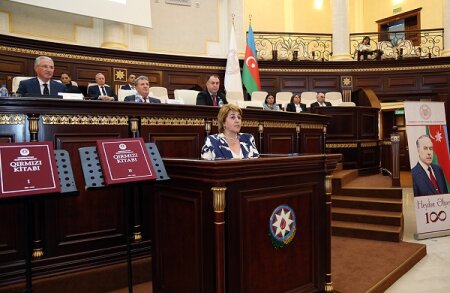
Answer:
[
  {"left": 242, "top": 24, "right": 261, "bottom": 96},
  {"left": 427, "top": 125, "right": 450, "bottom": 190}
]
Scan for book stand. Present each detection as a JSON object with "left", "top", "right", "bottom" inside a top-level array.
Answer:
[
  {"left": 1, "top": 149, "right": 77, "bottom": 293},
  {"left": 78, "top": 143, "right": 168, "bottom": 293}
]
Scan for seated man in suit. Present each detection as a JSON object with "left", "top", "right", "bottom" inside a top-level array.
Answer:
[
  {"left": 310, "top": 92, "right": 332, "bottom": 109},
  {"left": 16, "top": 56, "right": 66, "bottom": 97},
  {"left": 121, "top": 74, "right": 136, "bottom": 90},
  {"left": 411, "top": 134, "right": 448, "bottom": 196},
  {"left": 123, "top": 75, "right": 161, "bottom": 103},
  {"left": 87, "top": 73, "right": 116, "bottom": 101},
  {"left": 196, "top": 74, "right": 228, "bottom": 106}
]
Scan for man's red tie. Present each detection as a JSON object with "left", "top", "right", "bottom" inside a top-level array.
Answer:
[
  {"left": 143, "top": 96, "right": 147, "bottom": 103},
  {"left": 428, "top": 167, "right": 440, "bottom": 193},
  {"left": 212, "top": 95, "right": 217, "bottom": 106}
]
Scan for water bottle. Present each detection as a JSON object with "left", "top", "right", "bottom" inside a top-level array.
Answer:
[
  {"left": 218, "top": 98, "right": 224, "bottom": 107},
  {"left": 0, "top": 84, "right": 8, "bottom": 97}
]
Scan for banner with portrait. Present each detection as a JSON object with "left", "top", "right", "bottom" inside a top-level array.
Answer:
[{"left": 404, "top": 101, "right": 450, "bottom": 237}]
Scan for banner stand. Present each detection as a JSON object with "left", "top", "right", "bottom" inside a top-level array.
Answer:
[
  {"left": 414, "top": 230, "right": 450, "bottom": 240},
  {"left": 78, "top": 143, "right": 169, "bottom": 293},
  {"left": 6, "top": 149, "right": 77, "bottom": 293}
]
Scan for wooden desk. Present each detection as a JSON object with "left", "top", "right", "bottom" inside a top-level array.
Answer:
[{"left": 153, "top": 155, "right": 340, "bottom": 293}]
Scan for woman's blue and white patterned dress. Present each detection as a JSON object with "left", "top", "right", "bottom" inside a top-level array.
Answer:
[{"left": 201, "top": 133, "right": 260, "bottom": 160}]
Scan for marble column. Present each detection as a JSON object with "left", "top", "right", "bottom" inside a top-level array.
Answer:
[
  {"left": 330, "top": 0, "right": 352, "bottom": 61},
  {"left": 442, "top": 0, "right": 450, "bottom": 56},
  {"left": 101, "top": 20, "right": 128, "bottom": 50}
]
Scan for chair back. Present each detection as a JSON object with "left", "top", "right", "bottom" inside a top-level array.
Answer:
[
  {"left": 300, "top": 91, "right": 318, "bottom": 108},
  {"left": 173, "top": 89, "right": 199, "bottom": 105},
  {"left": 227, "top": 98, "right": 239, "bottom": 106},
  {"left": 337, "top": 102, "right": 356, "bottom": 106},
  {"left": 166, "top": 98, "right": 184, "bottom": 104},
  {"left": 325, "top": 92, "right": 343, "bottom": 106},
  {"left": 275, "top": 91, "right": 293, "bottom": 109},
  {"left": 251, "top": 91, "right": 268, "bottom": 102},
  {"left": 237, "top": 100, "right": 264, "bottom": 109},
  {"left": 149, "top": 86, "right": 169, "bottom": 103},
  {"left": 226, "top": 91, "right": 244, "bottom": 101},
  {"left": 12, "top": 76, "right": 33, "bottom": 93},
  {"left": 118, "top": 89, "right": 137, "bottom": 102}
]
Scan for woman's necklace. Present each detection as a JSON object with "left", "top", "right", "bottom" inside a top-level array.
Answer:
[{"left": 224, "top": 133, "right": 239, "bottom": 144}]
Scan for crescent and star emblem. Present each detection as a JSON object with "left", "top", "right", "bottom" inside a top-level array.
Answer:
[{"left": 245, "top": 56, "right": 257, "bottom": 68}]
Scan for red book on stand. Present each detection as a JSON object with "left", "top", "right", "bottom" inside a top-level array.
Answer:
[
  {"left": 0, "top": 141, "right": 61, "bottom": 199},
  {"left": 96, "top": 138, "right": 156, "bottom": 185}
]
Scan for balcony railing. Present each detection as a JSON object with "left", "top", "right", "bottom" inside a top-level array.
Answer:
[
  {"left": 253, "top": 32, "right": 333, "bottom": 61},
  {"left": 252, "top": 29, "right": 444, "bottom": 61},
  {"left": 350, "top": 29, "right": 444, "bottom": 59}
]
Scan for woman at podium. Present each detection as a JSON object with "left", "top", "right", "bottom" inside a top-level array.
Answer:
[{"left": 201, "top": 104, "right": 260, "bottom": 160}]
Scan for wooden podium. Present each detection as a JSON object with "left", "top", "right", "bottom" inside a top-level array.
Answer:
[{"left": 153, "top": 154, "right": 340, "bottom": 293}]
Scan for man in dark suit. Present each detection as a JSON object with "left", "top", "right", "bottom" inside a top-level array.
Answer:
[
  {"left": 412, "top": 135, "right": 448, "bottom": 196},
  {"left": 87, "top": 73, "right": 116, "bottom": 101},
  {"left": 16, "top": 56, "right": 66, "bottom": 97},
  {"left": 123, "top": 76, "right": 161, "bottom": 103},
  {"left": 310, "top": 92, "right": 332, "bottom": 109},
  {"left": 196, "top": 74, "right": 228, "bottom": 106},
  {"left": 121, "top": 74, "right": 136, "bottom": 90}
]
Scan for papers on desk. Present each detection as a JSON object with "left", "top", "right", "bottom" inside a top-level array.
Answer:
[{"left": 59, "top": 92, "right": 84, "bottom": 100}]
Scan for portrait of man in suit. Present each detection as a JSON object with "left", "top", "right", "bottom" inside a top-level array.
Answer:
[
  {"left": 411, "top": 134, "right": 448, "bottom": 197},
  {"left": 16, "top": 56, "right": 66, "bottom": 97}
]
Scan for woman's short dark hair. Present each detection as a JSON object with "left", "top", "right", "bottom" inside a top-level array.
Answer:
[{"left": 290, "top": 93, "right": 300, "bottom": 103}]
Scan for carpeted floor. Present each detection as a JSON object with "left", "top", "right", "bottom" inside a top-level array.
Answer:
[
  {"left": 343, "top": 171, "right": 412, "bottom": 188},
  {"left": 331, "top": 236, "right": 426, "bottom": 293}
]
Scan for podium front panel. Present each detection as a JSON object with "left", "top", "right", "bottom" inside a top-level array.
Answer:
[{"left": 153, "top": 155, "right": 339, "bottom": 293}]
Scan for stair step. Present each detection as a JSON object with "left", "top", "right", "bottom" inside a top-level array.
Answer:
[
  {"left": 332, "top": 207, "right": 402, "bottom": 226},
  {"left": 332, "top": 220, "right": 402, "bottom": 242},
  {"left": 332, "top": 169, "right": 359, "bottom": 191},
  {"left": 339, "top": 187, "right": 403, "bottom": 199},
  {"left": 332, "top": 195, "right": 402, "bottom": 212}
]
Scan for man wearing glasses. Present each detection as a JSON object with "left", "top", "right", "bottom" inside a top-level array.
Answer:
[{"left": 16, "top": 55, "right": 66, "bottom": 97}]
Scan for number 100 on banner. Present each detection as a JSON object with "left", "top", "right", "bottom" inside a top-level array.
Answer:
[{"left": 415, "top": 194, "right": 450, "bottom": 234}]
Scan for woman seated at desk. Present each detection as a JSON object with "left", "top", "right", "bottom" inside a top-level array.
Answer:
[
  {"left": 263, "top": 93, "right": 281, "bottom": 111},
  {"left": 201, "top": 104, "right": 260, "bottom": 160},
  {"left": 286, "top": 93, "right": 307, "bottom": 113},
  {"left": 60, "top": 72, "right": 82, "bottom": 94}
]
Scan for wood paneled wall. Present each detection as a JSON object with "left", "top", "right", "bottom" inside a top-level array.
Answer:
[{"left": 1, "top": 34, "right": 450, "bottom": 114}]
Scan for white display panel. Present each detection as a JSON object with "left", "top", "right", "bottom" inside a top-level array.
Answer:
[{"left": 10, "top": 0, "right": 152, "bottom": 28}]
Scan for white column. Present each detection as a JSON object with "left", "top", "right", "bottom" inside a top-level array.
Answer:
[
  {"left": 442, "top": 0, "right": 450, "bottom": 56},
  {"left": 330, "top": 0, "right": 352, "bottom": 61},
  {"left": 284, "top": 0, "right": 294, "bottom": 32},
  {"left": 101, "top": 20, "right": 127, "bottom": 50}
]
